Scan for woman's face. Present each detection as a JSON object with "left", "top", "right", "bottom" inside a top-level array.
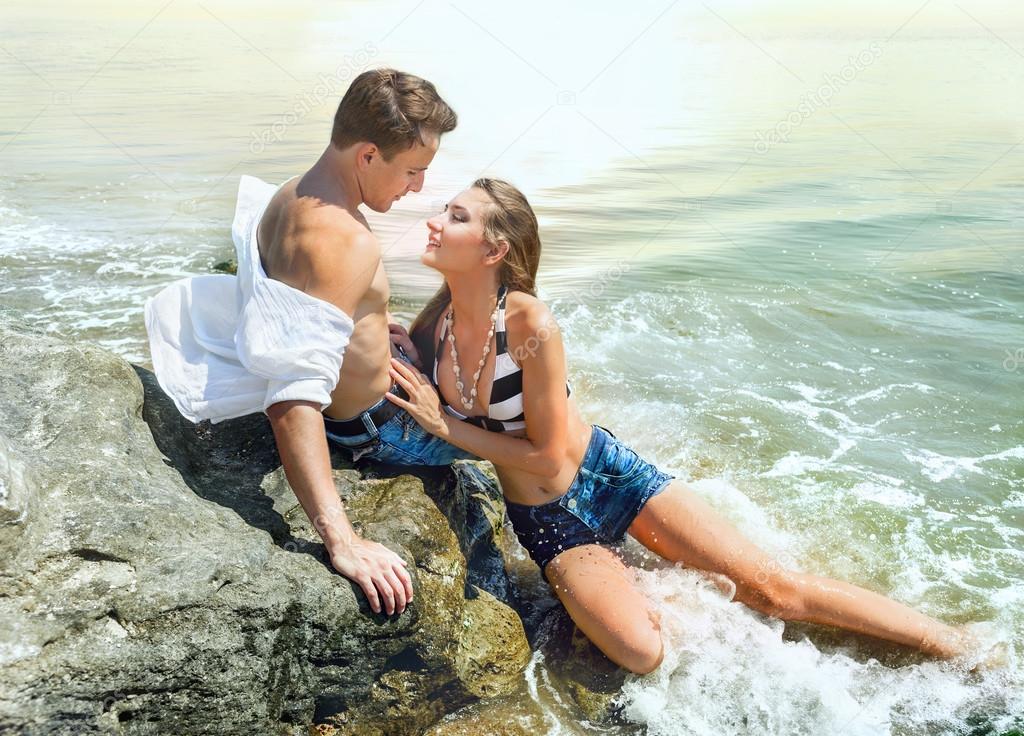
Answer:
[{"left": 422, "top": 188, "right": 492, "bottom": 275}]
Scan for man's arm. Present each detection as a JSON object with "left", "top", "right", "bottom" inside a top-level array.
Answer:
[
  {"left": 266, "top": 400, "right": 411, "bottom": 616},
  {"left": 266, "top": 233, "right": 412, "bottom": 616}
]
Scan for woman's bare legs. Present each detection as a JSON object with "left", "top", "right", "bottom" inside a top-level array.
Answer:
[
  {"left": 545, "top": 544, "right": 665, "bottom": 674},
  {"left": 629, "top": 480, "right": 970, "bottom": 657}
]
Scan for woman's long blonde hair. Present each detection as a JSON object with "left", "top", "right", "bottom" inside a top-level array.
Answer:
[{"left": 409, "top": 178, "right": 541, "bottom": 364}]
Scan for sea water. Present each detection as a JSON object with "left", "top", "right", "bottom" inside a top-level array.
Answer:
[{"left": 1, "top": 2, "right": 1021, "bottom": 733}]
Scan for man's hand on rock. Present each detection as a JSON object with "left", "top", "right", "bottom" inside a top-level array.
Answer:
[{"left": 328, "top": 536, "right": 414, "bottom": 616}]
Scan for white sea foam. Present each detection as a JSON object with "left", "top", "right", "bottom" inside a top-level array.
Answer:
[
  {"left": 737, "top": 388, "right": 865, "bottom": 472},
  {"left": 617, "top": 565, "right": 1022, "bottom": 736},
  {"left": 903, "top": 446, "right": 1024, "bottom": 483},
  {"left": 823, "top": 360, "right": 857, "bottom": 373},
  {"left": 788, "top": 382, "right": 826, "bottom": 402},
  {"left": 845, "top": 382, "right": 935, "bottom": 407},
  {"left": 1003, "top": 491, "right": 1024, "bottom": 509},
  {"left": 0, "top": 196, "right": 123, "bottom": 256},
  {"left": 849, "top": 480, "right": 924, "bottom": 509},
  {"left": 0, "top": 196, "right": 210, "bottom": 362}
]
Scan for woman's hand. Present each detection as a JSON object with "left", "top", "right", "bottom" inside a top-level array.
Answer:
[
  {"left": 387, "top": 320, "right": 421, "bottom": 368},
  {"left": 384, "top": 358, "right": 449, "bottom": 437}
]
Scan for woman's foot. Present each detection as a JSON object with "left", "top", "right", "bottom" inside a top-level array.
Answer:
[
  {"left": 960, "top": 624, "right": 1010, "bottom": 673},
  {"left": 972, "top": 640, "right": 1010, "bottom": 672},
  {"left": 926, "top": 623, "right": 1009, "bottom": 672}
]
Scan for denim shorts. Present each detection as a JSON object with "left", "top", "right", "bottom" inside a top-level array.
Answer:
[{"left": 504, "top": 425, "right": 674, "bottom": 581}]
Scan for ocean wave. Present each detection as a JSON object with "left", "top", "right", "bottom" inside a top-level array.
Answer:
[
  {"left": 903, "top": 446, "right": 1024, "bottom": 484},
  {"left": 618, "top": 565, "right": 1022, "bottom": 735},
  {"left": 0, "top": 196, "right": 214, "bottom": 363}
]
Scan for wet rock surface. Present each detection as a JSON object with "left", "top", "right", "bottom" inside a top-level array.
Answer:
[{"left": 0, "top": 317, "right": 530, "bottom": 735}]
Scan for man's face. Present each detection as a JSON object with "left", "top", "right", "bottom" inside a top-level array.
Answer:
[{"left": 362, "top": 132, "right": 439, "bottom": 213}]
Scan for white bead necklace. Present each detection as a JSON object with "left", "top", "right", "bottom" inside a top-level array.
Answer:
[{"left": 445, "top": 297, "right": 500, "bottom": 412}]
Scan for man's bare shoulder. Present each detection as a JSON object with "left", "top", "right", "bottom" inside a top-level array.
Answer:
[
  {"left": 295, "top": 208, "right": 382, "bottom": 317},
  {"left": 287, "top": 197, "right": 377, "bottom": 257},
  {"left": 267, "top": 195, "right": 378, "bottom": 279}
]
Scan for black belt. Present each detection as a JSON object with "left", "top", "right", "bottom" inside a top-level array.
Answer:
[{"left": 323, "top": 384, "right": 409, "bottom": 438}]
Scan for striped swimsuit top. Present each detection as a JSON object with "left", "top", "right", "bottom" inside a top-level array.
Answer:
[{"left": 432, "top": 286, "right": 571, "bottom": 433}]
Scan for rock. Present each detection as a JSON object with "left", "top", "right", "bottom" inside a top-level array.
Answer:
[
  {"left": 0, "top": 431, "right": 36, "bottom": 557},
  {"left": 454, "top": 586, "right": 527, "bottom": 699},
  {"left": 375, "top": 461, "right": 516, "bottom": 609},
  {"left": 541, "top": 612, "right": 627, "bottom": 722},
  {"left": 423, "top": 693, "right": 548, "bottom": 736},
  {"left": 423, "top": 609, "right": 636, "bottom": 736},
  {"left": 0, "top": 316, "right": 529, "bottom": 735}
]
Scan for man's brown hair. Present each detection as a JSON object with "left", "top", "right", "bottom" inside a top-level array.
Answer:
[{"left": 331, "top": 68, "right": 457, "bottom": 159}]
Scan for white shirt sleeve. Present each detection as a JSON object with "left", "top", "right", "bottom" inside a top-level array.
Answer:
[
  {"left": 235, "top": 277, "right": 353, "bottom": 413},
  {"left": 144, "top": 175, "right": 356, "bottom": 424},
  {"left": 145, "top": 275, "right": 267, "bottom": 424}
]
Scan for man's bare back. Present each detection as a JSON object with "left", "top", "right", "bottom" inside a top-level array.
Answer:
[{"left": 256, "top": 173, "right": 393, "bottom": 419}]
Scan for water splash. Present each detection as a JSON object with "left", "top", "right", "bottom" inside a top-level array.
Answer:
[{"left": 617, "top": 566, "right": 1022, "bottom": 735}]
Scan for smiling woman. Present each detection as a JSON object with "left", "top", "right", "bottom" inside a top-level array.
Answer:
[{"left": 391, "top": 177, "right": 1006, "bottom": 679}]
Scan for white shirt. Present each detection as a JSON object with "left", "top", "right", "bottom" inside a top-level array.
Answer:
[{"left": 144, "top": 175, "right": 355, "bottom": 424}]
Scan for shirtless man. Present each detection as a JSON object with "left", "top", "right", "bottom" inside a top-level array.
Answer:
[{"left": 257, "top": 70, "right": 474, "bottom": 619}]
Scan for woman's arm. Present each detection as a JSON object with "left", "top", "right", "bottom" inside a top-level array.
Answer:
[{"left": 386, "top": 298, "right": 570, "bottom": 478}]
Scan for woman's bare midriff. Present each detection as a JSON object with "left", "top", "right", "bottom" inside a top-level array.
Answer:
[{"left": 494, "top": 405, "right": 593, "bottom": 507}]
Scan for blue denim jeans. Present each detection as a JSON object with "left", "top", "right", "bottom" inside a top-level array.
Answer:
[{"left": 325, "top": 398, "right": 477, "bottom": 465}]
